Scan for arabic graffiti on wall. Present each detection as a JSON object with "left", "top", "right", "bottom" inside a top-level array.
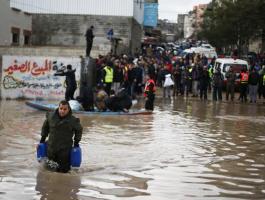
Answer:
[{"left": 1, "top": 55, "right": 81, "bottom": 99}]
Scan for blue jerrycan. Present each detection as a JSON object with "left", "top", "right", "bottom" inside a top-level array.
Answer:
[
  {"left": 71, "top": 146, "right": 82, "bottom": 168},
  {"left": 37, "top": 143, "right": 47, "bottom": 162}
]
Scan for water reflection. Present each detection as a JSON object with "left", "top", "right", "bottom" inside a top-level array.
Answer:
[
  {"left": 0, "top": 100, "right": 264, "bottom": 200},
  {"left": 35, "top": 170, "right": 81, "bottom": 200}
]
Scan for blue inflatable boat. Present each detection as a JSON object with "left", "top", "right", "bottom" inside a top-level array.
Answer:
[{"left": 26, "top": 101, "right": 153, "bottom": 116}]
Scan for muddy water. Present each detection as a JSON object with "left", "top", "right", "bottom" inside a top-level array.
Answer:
[{"left": 0, "top": 99, "right": 264, "bottom": 200}]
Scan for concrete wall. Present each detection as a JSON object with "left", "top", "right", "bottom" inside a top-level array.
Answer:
[
  {"left": 0, "top": 0, "right": 32, "bottom": 46},
  {"left": 1, "top": 55, "right": 81, "bottom": 100},
  {"left": 0, "top": 46, "right": 107, "bottom": 100},
  {"left": 131, "top": 19, "right": 143, "bottom": 55},
  {"left": 31, "top": 14, "right": 134, "bottom": 54},
  {"left": 0, "top": 46, "right": 106, "bottom": 58}
]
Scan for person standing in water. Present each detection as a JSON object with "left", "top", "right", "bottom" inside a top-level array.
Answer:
[
  {"left": 39, "top": 100, "right": 83, "bottom": 173},
  {"left": 144, "top": 74, "right": 156, "bottom": 111}
]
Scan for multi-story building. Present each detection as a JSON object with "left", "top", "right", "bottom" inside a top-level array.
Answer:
[
  {"left": 193, "top": 4, "right": 208, "bottom": 35},
  {"left": 182, "top": 4, "right": 208, "bottom": 40},
  {"left": 177, "top": 14, "right": 187, "bottom": 38},
  {"left": 157, "top": 19, "right": 179, "bottom": 42},
  {"left": 183, "top": 12, "right": 194, "bottom": 39},
  {"left": 0, "top": 0, "right": 32, "bottom": 46}
]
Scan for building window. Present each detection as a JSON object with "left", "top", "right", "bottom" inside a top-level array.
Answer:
[
  {"left": 24, "top": 35, "right": 30, "bottom": 45},
  {"left": 23, "top": 30, "right": 31, "bottom": 45},
  {"left": 11, "top": 27, "right": 20, "bottom": 45}
]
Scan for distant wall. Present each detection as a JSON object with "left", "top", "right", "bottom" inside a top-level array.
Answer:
[
  {"left": 0, "top": 46, "right": 103, "bottom": 57},
  {"left": 131, "top": 19, "right": 142, "bottom": 55},
  {"left": 31, "top": 14, "right": 134, "bottom": 54},
  {"left": 1, "top": 55, "right": 81, "bottom": 100}
]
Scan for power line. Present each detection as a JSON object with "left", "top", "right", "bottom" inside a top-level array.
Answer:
[
  {"left": 11, "top": 0, "right": 59, "bottom": 13},
  {"left": 10, "top": 0, "right": 133, "bottom": 16}
]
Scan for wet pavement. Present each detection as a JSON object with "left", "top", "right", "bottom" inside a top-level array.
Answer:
[{"left": 0, "top": 99, "right": 264, "bottom": 200}]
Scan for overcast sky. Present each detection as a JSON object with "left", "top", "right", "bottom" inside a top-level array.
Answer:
[
  {"left": 11, "top": 0, "right": 212, "bottom": 22},
  {"left": 159, "top": 0, "right": 212, "bottom": 22}
]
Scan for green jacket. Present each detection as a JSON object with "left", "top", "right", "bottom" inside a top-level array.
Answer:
[{"left": 41, "top": 109, "right": 83, "bottom": 153}]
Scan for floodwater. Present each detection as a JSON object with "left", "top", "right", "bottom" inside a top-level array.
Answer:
[{"left": 0, "top": 99, "right": 265, "bottom": 200}]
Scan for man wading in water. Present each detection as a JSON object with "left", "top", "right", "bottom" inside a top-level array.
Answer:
[{"left": 39, "top": 100, "right": 83, "bottom": 173}]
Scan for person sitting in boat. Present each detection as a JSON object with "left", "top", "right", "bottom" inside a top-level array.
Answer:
[
  {"left": 95, "top": 85, "right": 108, "bottom": 111},
  {"left": 105, "top": 88, "right": 132, "bottom": 112},
  {"left": 105, "top": 90, "right": 120, "bottom": 111},
  {"left": 117, "top": 88, "right": 132, "bottom": 112}
]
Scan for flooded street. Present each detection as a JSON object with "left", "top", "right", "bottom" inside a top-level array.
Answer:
[{"left": 0, "top": 99, "right": 265, "bottom": 200}]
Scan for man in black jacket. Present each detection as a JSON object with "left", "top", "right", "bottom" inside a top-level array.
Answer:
[
  {"left": 105, "top": 89, "right": 132, "bottom": 112},
  {"left": 199, "top": 66, "right": 210, "bottom": 100},
  {"left": 248, "top": 68, "right": 259, "bottom": 103},
  {"left": 55, "top": 65, "right": 77, "bottom": 101},
  {"left": 85, "top": 26, "right": 94, "bottom": 57},
  {"left": 40, "top": 100, "right": 83, "bottom": 173},
  {"left": 225, "top": 67, "right": 237, "bottom": 101},
  {"left": 212, "top": 68, "right": 224, "bottom": 101}
]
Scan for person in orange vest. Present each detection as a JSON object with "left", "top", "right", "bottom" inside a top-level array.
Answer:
[
  {"left": 144, "top": 74, "right": 156, "bottom": 111},
  {"left": 238, "top": 67, "right": 249, "bottom": 102}
]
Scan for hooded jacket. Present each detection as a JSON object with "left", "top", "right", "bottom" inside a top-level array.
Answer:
[{"left": 41, "top": 109, "right": 82, "bottom": 153}]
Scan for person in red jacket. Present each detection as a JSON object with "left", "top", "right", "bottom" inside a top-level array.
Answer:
[
  {"left": 144, "top": 74, "right": 156, "bottom": 111},
  {"left": 238, "top": 67, "right": 249, "bottom": 102}
]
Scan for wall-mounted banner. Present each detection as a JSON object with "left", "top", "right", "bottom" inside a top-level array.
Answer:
[
  {"left": 143, "top": 3, "right": 158, "bottom": 27},
  {"left": 1, "top": 55, "right": 81, "bottom": 100}
]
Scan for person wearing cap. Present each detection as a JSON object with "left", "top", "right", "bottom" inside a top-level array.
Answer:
[{"left": 54, "top": 64, "right": 77, "bottom": 101}]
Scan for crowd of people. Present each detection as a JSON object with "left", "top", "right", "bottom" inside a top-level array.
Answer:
[
  {"left": 92, "top": 46, "right": 265, "bottom": 106},
  {"left": 57, "top": 44, "right": 265, "bottom": 113},
  {"left": 39, "top": 42, "right": 265, "bottom": 174}
]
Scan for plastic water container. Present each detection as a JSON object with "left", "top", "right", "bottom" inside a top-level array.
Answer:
[
  {"left": 37, "top": 142, "right": 47, "bottom": 162},
  {"left": 71, "top": 146, "right": 82, "bottom": 168}
]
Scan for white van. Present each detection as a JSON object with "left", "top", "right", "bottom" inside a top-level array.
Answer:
[
  {"left": 184, "top": 47, "right": 217, "bottom": 59},
  {"left": 214, "top": 58, "right": 249, "bottom": 86}
]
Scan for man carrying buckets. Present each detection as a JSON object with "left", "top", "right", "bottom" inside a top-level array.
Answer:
[{"left": 37, "top": 100, "right": 83, "bottom": 173}]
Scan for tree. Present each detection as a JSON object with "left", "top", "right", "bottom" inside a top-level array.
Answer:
[{"left": 199, "top": 0, "right": 265, "bottom": 55}]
